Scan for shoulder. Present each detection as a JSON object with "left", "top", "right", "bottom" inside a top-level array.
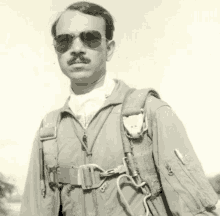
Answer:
[
  {"left": 132, "top": 88, "right": 171, "bottom": 118},
  {"left": 41, "top": 95, "right": 70, "bottom": 124},
  {"left": 124, "top": 87, "right": 171, "bottom": 118},
  {"left": 41, "top": 108, "right": 63, "bottom": 128},
  {"left": 145, "top": 95, "right": 170, "bottom": 113}
]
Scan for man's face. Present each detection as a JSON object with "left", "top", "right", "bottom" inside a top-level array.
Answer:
[{"left": 55, "top": 10, "right": 112, "bottom": 85}]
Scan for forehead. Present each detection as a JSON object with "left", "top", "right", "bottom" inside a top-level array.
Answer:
[{"left": 56, "top": 10, "right": 105, "bottom": 35}]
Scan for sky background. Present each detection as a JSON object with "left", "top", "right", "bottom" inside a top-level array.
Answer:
[{"left": 0, "top": 0, "right": 220, "bottom": 195}]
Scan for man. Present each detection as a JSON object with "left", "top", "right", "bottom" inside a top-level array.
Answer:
[{"left": 19, "top": 1, "right": 219, "bottom": 216}]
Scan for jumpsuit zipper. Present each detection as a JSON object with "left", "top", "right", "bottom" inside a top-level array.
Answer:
[
  {"left": 64, "top": 104, "right": 115, "bottom": 216},
  {"left": 82, "top": 131, "right": 87, "bottom": 216},
  {"left": 82, "top": 131, "right": 88, "bottom": 153}
]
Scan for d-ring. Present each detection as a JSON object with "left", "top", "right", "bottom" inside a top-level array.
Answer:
[{"left": 116, "top": 174, "right": 146, "bottom": 216}]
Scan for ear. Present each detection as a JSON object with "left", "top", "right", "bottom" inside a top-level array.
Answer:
[{"left": 106, "top": 40, "right": 115, "bottom": 61}]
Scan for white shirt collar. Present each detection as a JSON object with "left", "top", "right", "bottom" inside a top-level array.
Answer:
[
  {"left": 68, "top": 75, "right": 115, "bottom": 115},
  {"left": 69, "top": 75, "right": 115, "bottom": 100}
]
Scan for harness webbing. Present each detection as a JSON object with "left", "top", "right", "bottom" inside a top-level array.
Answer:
[
  {"left": 39, "top": 88, "right": 162, "bottom": 216},
  {"left": 119, "top": 88, "right": 162, "bottom": 216}
]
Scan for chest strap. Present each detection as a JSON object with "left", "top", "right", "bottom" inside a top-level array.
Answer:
[{"left": 47, "top": 163, "right": 127, "bottom": 190}]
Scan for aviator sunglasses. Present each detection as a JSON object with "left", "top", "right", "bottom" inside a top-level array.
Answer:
[{"left": 53, "top": 30, "right": 106, "bottom": 54}]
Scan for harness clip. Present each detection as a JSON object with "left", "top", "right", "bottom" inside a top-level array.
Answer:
[{"left": 123, "top": 109, "right": 147, "bottom": 139}]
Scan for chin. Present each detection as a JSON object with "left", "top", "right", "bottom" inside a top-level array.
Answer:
[{"left": 67, "top": 70, "right": 93, "bottom": 83}]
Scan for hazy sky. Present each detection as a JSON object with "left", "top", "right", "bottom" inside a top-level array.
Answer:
[{"left": 1, "top": 0, "right": 220, "bottom": 194}]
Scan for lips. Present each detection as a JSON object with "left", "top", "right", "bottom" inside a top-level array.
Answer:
[{"left": 73, "top": 61, "right": 85, "bottom": 64}]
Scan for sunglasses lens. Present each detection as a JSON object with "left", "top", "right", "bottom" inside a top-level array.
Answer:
[
  {"left": 82, "top": 31, "right": 102, "bottom": 48},
  {"left": 53, "top": 31, "right": 103, "bottom": 53},
  {"left": 54, "top": 34, "right": 73, "bottom": 53}
]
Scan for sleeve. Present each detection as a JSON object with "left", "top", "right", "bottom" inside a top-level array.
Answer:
[
  {"left": 19, "top": 130, "right": 43, "bottom": 216},
  {"left": 152, "top": 105, "right": 219, "bottom": 216}
]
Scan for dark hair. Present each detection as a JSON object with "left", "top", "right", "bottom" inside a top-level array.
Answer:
[{"left": 51, "top": 1, "right": 115, "bottom": 40}]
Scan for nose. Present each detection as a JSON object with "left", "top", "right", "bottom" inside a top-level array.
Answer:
[{"left": 69, "top": 36, "right": 86, "bottom": 54}]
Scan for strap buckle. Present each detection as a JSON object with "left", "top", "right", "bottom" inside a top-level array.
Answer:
[
  {"left": 78, "top": 164, "right": 106, "bottom": 190},
  {"left": 117, "top": 174, "right": 151, "bottom": 216},
  {"left": 100, "top": 164, "right": 128, "bottom": 178},
  {"left": 56, "top": 163, "right": 127, "bottom": 190}
]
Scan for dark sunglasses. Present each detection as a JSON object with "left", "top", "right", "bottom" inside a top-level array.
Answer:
[{"left": 53, "top": 30, "right": 106, "bottom": 54}]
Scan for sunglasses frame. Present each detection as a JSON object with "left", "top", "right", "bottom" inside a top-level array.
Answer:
[{"left": 53, "top": 30, "right": 108, "bottom": 54}]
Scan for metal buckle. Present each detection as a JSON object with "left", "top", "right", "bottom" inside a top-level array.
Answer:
[
  {"left": 100, "top": 164, "right": 128, "bottom": 178},
  {"left": 78, "top": 164, "right": 106, "bottom": 190},
  {"left": 117, "top": 174, "right": 151, "bottom": 216}
]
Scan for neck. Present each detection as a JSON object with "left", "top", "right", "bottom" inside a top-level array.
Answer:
[{"left": 71, "top": 74, "right": 106, "bottom": 95}]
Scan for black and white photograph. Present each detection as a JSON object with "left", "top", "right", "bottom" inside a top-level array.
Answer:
[{"left": 0, "top": 0, "right": 220, "bottom": 215}]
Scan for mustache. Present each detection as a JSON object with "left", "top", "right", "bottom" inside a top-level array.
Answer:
[{"left": 67, "top": 55, "right": 91, "bottom": 66}]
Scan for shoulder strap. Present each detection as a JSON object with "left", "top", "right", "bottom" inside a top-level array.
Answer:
[
  {"left": 122, "top": 88, "right": 161, "bottom": 117},
  {"left": 120, "top": 87, "right": 160, "bottom": 170},
  {"left": 39, "top": 108, "right": 62, "bottom": 197},
  {"left": 121, "top": 88, "right": 161, "bottom": 151},
  {"left": 39, "top": 109, "right": 62, "bottom": 141},
  {"left": 119, "top": 88, "right": 163, "bottom": 209}
]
